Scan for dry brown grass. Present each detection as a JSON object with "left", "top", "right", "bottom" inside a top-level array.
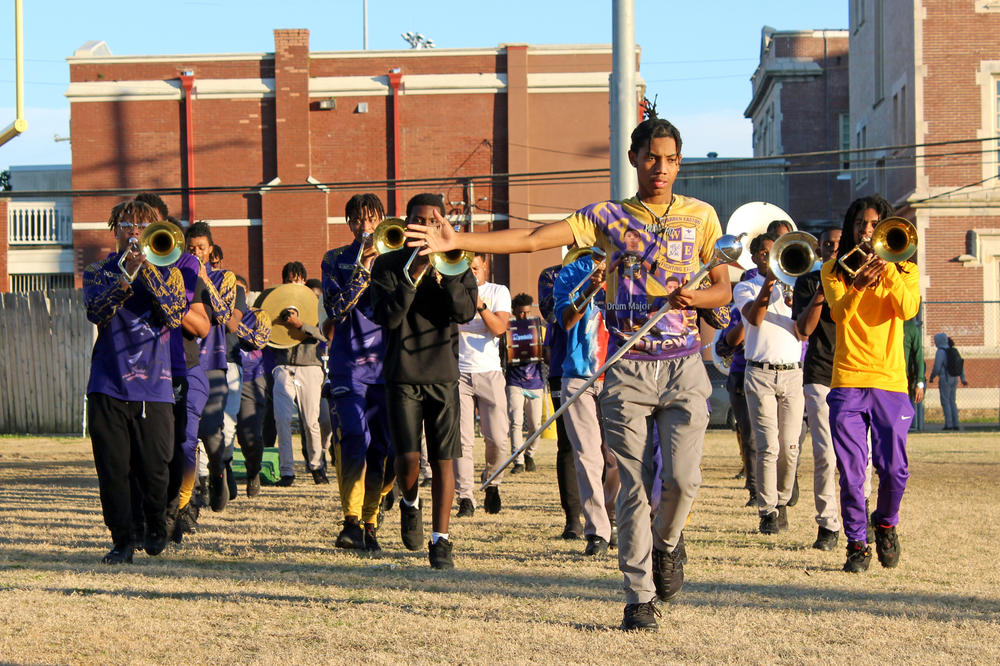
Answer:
[{"left": 1, "top": 430, "right": 999, "bottom": 664}]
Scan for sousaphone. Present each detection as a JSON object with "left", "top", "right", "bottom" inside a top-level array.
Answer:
[{"left": 725, "top": 202, "right": 795, "bottom": 271}]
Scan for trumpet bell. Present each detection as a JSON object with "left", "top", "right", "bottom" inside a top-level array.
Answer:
[
  {"left": 769, "top": 231, "right": 820, "bottom": 286},
  {"left": 140, "top": 221, "right": 185, "bottom": 267},
  {"left": 373, "top": 217, "right": 407, "bottom": 255},
  {"left": 431, "top": 249, "right": 474, "bottom": 276},
  {"left": 872, "top": 216, "right": 917, "bottom": 264}
]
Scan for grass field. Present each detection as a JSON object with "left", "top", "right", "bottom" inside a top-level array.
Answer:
[{"left": 1, "top": 431, "right": 999, "bottom": 664}]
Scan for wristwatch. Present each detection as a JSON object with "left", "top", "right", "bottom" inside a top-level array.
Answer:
[
  {"left": 477, "top": 303, "right": 488, "bottom": 313},
  {"left": 916, "top": 381, "right": 925, "bottom": 389}
]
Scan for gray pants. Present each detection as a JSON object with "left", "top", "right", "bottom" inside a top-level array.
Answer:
[
  {"left": 273, "top": 364, "right": 325, "bottom": 476},
  {"left": 456, "top": 370, "right": 510, "bottom": 503},
  {"left": 600, "top": 354, "right": 710, "bottom": 605},
  {"left": 803, "top": 383, "right": 839, "bottom": 531},
  {"left": 507, "top": 385, "right": 542, "bottom": 464},
  {"left": 745, "top": 365, "right": 804, "bottom": 515},
  {"left": 562, "top": 377, "right": 618, "bottom": 541}
]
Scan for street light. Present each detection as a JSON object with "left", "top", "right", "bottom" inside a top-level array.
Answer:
[{"left": 401, "top": 32, "right": 435, "bottom": 49}]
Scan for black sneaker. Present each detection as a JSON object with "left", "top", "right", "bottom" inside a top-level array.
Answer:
[
  {"left": 813, "top": 526, "right": 839, "bottom": 551},
  {"left": 776, "top": 505, "right": 789, "bottom": 532},
  {"left": 419, "top": 476, "right": 433, "bottom": 488},
  {"left": 130, "top": 523, "right": 145, "bottom": 552},
  {"left": 101, "top": 543, "right": 134, "bottom": 565},
  {"left": 209, "top": 468, "right": 228, "bottom": 513},
  {"left": 510, "top": 463, "right": 525, "bottom": 475},
  {"left": 874, "top": 523, "right": 901, "bottom": 568},
  {"left": 335, "top": 517, "right": 365, "bottom": 549},
  {"left": 621, "top": 601, "right": 660, "bottom": 632},
  {"left": 745, "top": 492, "right": 757, "bottom": 508},
  {"left": 561, "top": 521, "right": 582, "bottom": 540},
  {"left": 456, "top": 497, "right": 475, "bottom": 518},
  {"left": 843, "top": 540, "right": 872, "bottom": 573},
  {"left": 246, "top": 473, "right": 261, "bottom": 498},
  {"left": 399, "top": 500, "right": 424, "bottom": 551},
  {"left": 363, "top": 523, "right": 382, "bottom": 552},
  {"left": 651, "top": 543, "right": 684, "bottom": 602},
  {"left": 311, "top": 468, "right": 330, "bottom": 485},
  {"left": 195, "top": 476, "right": 209, "bottom": 508},
  {"left": 428, "top": 537, "right": 454, "bottom": 569},
  {"left": 171, "top": 503, "right": 198, "bottom": 544},
  {"left": 759, "top": 511, "right": 779, "bottom": 535},
  {"left": 524, "top": 455, "right": 536, "bottom": 472},
  {"left": 584, "top": 535, "right": 609, "bottom": 556},
  {"left": 275, "top": 475, "right": 295, "bottom": 487},
  {"left": 484, "top": 486, "right": 502, "bottom": 514},
  {"left": 787, "top": 477, "right": 800, "bottom": 507},
  {"left": 144, "top": 521, "right": 168, "bottom": 557}
]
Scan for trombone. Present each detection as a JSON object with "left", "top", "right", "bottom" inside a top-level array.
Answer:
[
  {"left": 372, "top": 217, "right": 473, "bottom": 285},
  {"left": 117, "top": 221, "right": 185, "bottom": 282},
  {"left": 837, "top": 216, "right": 918, "bottom": 279},
  {"left": 480, "top": 232, "right": 747, "bottom": 490},
  {"left": 563, "top": 246, "right": 607, "bottom": 311}
]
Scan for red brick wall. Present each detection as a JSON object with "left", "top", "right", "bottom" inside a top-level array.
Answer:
[
  {"left": 923, "top": 214, "right": 1000, "bottom": 345},
  {"left": 68, "top": 36, "right": 616, "bottom": 298},
  {"left": 922, "top": 1, "right": 1000, "bottom": 189}
]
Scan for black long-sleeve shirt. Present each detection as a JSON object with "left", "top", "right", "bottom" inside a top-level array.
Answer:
[{"left": 371, "top": 250, "right": 478, "bottom": 384}]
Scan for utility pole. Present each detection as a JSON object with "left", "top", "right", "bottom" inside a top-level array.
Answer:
[
  {"left": 610, "top": 0, "right": 637, "bottom": 200},
  {"left": 363, "top": 0, "right": 368, "bottom": 50}
]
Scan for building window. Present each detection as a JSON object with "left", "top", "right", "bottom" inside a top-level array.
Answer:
[
  {"left": 855, "top": 125, "right": 869, "bottom": 187},
  {"left": 854, "top": 0, "right": 866, "bottom": 31},
  {"left": 996, "top": 78, "right": 1000, "bottom": 176},
  {"left": 839, "top": 113, "right": 851, "bottom": 171},
  {"left": 873, "top": 0, "right": 884, "bottom": 104}
]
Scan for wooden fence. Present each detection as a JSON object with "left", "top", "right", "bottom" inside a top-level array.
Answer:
[{"left": 0, "top": 289, "right": 92, "bottom": 434}]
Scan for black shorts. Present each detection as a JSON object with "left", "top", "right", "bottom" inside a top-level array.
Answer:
[{"left": 385, "top": 381, "right": 461, "bottom": 461}]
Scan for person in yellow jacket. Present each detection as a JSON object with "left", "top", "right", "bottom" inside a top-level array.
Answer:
[{"left": 821, "top": 195, "right": 920, "bottom": 574}]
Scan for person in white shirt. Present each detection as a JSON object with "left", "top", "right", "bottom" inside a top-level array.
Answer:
[
  {"left": 732, "top": 232, "right": 807, "bottom": 535},
  {"left": 455, "top": 253, "right": 512, "bottom": 515}
]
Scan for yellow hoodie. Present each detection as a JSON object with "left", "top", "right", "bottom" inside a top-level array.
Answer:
[{"left": 820, "top": 259, "right": 920, "bottom": 393}]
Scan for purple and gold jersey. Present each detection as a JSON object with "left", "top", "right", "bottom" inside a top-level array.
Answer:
[
  {"left": 84, "top": 253, "right": 187, "bottom": 402},
  {"left": 564, "top": 194, "right": 721, "bottom": 361}
]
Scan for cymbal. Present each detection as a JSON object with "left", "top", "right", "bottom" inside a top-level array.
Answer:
[{"left": 259, "top": 283, "right": 319, "bottom": 349}]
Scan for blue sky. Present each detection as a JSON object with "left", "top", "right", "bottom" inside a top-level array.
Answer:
[{"left": 0, "top": 1, "right": 846, "bottom": 171}]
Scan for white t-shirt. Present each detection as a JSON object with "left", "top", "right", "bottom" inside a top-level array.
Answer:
[
  {"left": 732, "top": 273, "right": 801, "bottom": 364},
  {"left": 458, "top": 281, "right": 512, "bottom": 373}
]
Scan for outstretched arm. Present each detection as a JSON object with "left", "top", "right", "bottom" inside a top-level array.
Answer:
[{"left": 406, "top": 209, "right": 575, "bottom": 255}]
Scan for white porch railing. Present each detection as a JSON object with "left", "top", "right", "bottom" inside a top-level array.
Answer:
[{"left": 7, "top": 201, "right": 73, "bottom": 245}]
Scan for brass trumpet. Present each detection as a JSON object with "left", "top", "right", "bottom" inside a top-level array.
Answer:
[
  {"left": 768, "top": 231, "right": 819, "bottom": 300},
  {"left": 563, "top": 246, "right": 607, "bottom": 311},
  {"left": 837, "top": 216, "right": 917, "bottom": 278},
  {"left": 117, "top": 221, "right": 185, "bottom": 281},
  {"left": 372, "top": 217, "right": 473, "bottom": 285}
]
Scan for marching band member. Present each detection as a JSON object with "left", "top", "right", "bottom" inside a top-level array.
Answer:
[
  {"left": 455, "top": 253, "right": 511, "bottom": 515},
  {"left": 371, "top": 193, "right": 478, "bottom": 569},
  {"left": 822, "top": 195, "right": 920, "bottom": 573},
  {"left": 554, "top": 248, "right": 620, "bottom": 557},
  {"left": 505, "top": 293, "right": 544, "bottom": 476},
  {"left": 538, "top": 262, "right": 585, "bottom": 539},
  {"left": 733, "top": 232, "right": 806, "bottom": 535},
  {"left": 406, "top": 118, "right": 731, "bottom": 630},
  {"left": 321, "top": 193, "right": 395, "bottom": 551},
  {"left": 84, "top": 201, "right": 187, "bottom": 563}
]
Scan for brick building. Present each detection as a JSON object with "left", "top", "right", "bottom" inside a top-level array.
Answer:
[
  {"left": 62, "top": 30, "right": 642, "bottom": 301},
  {"left": 850, "top": 0, "right": 1000, "bottom": 395},
  {"left": 744, "top": 26, "right": 852, "bottom": 232}
]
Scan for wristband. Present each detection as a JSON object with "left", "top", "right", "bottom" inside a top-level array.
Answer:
[
  {"left": 916, "top": 381, "right": 925, "bottom": 389},
  {"left": 477, "top": 303, "right": 488, "bottom": 313}
]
